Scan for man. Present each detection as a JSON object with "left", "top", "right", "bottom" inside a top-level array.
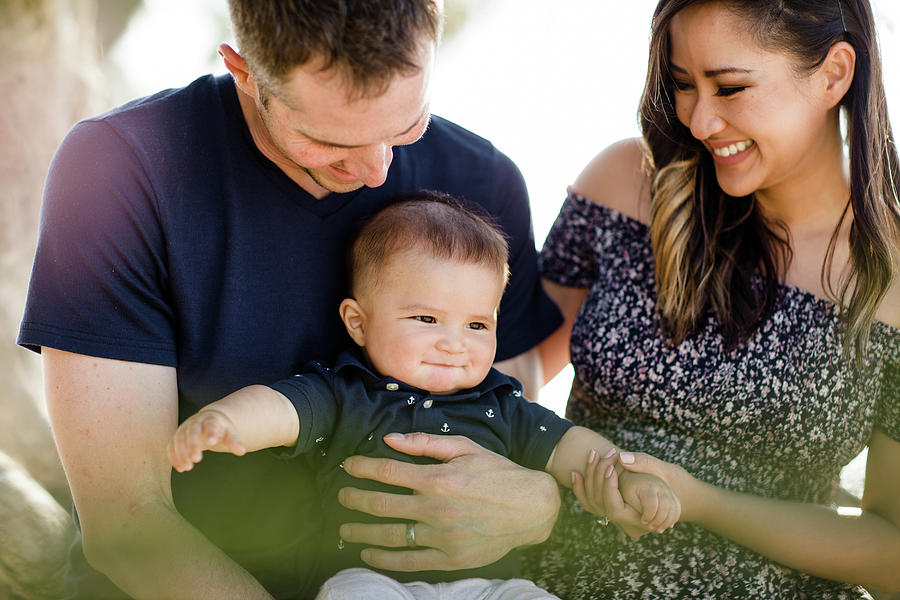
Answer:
[{"left": 19, "top": 1, "right": 563, "bottom": 598}]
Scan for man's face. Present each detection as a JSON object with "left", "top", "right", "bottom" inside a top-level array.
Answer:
[{"left": 249, "top": 44, "right": 434, "bottom": 197}]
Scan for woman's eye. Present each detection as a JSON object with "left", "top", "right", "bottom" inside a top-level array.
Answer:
[
  {"left": 672, "top": 79, "right": 693, "bottom": 92},
  {"left": 413, "top": 315, "right": 435, "bottom": 323},
  {"left": 716, "top": 86, "right": 747, "bottom": 97}
]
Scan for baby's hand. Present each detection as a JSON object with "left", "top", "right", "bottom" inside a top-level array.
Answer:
[
  {"left": 168, "top": 408, "right": 246, "bottom": 472},
  {"left": 572, "top": 448, "right": 658, "bottom": 539},
  {"left": 619, "top": 469, "right": 681, "bottom": 533}
]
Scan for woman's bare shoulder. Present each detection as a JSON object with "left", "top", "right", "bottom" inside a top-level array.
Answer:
[{"left": 571, "top": 137, "right": 653, "bottom": 225}]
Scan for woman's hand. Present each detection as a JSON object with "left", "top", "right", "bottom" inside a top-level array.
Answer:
[
  {"left": 617, "top": 451, "right": 704, "bottom": 522},
  {"left": 336, "top": 432, "right": 561, "bottom": 572},
  {"left": 572, "top": 449, "right": 658, "bottom": 539}
]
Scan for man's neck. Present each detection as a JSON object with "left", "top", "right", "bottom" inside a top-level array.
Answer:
[{"left": 233, "top": 81, "right": 332, "bottom": 199}]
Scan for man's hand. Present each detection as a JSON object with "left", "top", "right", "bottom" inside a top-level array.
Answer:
[{"left": 336, "top": 432, "right": 560, "bottom": 572}]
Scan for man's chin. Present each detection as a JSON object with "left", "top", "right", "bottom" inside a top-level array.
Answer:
[{"left": 305, "top": 168, "right": 365, "bottom": 194}]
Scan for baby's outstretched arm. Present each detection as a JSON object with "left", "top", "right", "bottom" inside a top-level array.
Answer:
[
  {"left": 168, "top": 384, "right": 299, "bottom": 472},
  {"left": 545, "top": 426, "right": 680, "bottom": 536}
]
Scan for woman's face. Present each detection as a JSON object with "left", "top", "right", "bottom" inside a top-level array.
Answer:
[{"left": 668, "top": 2, "right": 839, "bottom": 200}]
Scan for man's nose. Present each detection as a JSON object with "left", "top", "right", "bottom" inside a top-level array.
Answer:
[{"left": 348, "top": 143, "right": 393, "bottom": 188}]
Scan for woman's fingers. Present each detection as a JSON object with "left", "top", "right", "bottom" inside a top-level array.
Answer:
[{"left": 603, "top": 467, "right": 651, "bottom": 539}]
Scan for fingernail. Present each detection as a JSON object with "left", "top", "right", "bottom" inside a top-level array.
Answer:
[
  {"left": 384, "top": 433, "right": 405, "bottom": 440},
  {"left": 605, "top": 465, "right": 614, "bottom": 478},
  {"left": 620, "top": 452, "right": 635, "bottom": 464},
  {"left": 339, "top": 524, "right": 349, "bottom": 538},
  {"left": 603, "top": 447, "right": 617, "bottom": 458},
  {"left": 588, "top": 449, "right": 598, "bottom": 464},
  {"left": 571, "top": 471, "right": 577, "bottom": 486}
]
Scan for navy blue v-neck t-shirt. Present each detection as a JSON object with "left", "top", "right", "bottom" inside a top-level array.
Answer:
[{"left": 19, "top": 75, "right": 561, "bottom": 598}]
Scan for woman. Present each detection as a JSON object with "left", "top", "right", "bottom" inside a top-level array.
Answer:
[{"left": 526, "top": 0, "right": 900, "bottom": 598}]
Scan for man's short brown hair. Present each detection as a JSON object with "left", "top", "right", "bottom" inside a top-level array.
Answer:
[
  {"left": 348, "top": 191, "right": 510, "bottom": 297},
  {"left": 227, "top": 0, "right": 442, "bottom": 99}
]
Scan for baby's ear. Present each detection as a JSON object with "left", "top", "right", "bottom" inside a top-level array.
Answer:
[{"left": 339, "top": 298, "right": 367, "bottom": 347}]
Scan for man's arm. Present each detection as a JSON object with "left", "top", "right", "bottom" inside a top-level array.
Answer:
[
  {"left": 494, "top": 348, "right": 543, "bottom": 401},
  {"left": 494, "top": 281, "right": 589, "bottom": 400},
  {"left": 536, "top": 280, "right": 589, "bottom": 384},
  {"left": 43, "top": 348, "right": 272, "bottom": 599}
]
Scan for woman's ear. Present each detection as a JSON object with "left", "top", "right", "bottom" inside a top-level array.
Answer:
[
  {"left": 218, "top": 43, "right": 259, "bottom": 98},
  {"left": 339, "top": 298, "right": 367, "bottom": 347},
  {"left": 820, "top": 40, "right": 856, "bottom": 109}
]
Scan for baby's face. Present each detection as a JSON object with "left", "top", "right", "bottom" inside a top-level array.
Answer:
[{"left": 354, "top": 252, "right": 505, "bottom": 394}]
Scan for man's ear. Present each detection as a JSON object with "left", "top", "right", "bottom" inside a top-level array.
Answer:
[
  {"left": 218, "top": 43, "right": 259, "bottom": 98},
  {"left": 339, "top": 298, "right": 367, "bottom": 347},
  {"left": 820, "top": 40, "right": 856, "bottom": 109}
]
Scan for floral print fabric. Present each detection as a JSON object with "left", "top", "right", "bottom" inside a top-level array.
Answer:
[{"left": 524, "top": 191, "right": 900, "bottom": 599}]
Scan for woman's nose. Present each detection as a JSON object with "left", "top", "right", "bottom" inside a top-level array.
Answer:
[{"left": 687, "top": 94, "right": 726, "bottom": 141}]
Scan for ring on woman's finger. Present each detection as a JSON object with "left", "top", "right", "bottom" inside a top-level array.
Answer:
[
  {"left": 596, "top": 516, "right": 609, "bottom": 526},
  {"left": 406, "top": 522, "right": 417, "bottom": 547}
]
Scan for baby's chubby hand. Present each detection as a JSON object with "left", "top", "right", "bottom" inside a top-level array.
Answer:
[
  {"left": 168, "top": 408, "right": 246, "bottom": 472},
  {"left": 572, "top": 448, "right": 680, "bottom": 538},
  {"left": 619, "top": 468, "right": 681, "bottom": 533}
]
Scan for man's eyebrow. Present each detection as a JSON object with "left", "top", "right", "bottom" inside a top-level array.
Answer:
[
  {"left": 300, "top": 108, "right": 429, "bottom": 149},
  {"left": 670, "top": 64, "right": 755, "bottom": 78}
]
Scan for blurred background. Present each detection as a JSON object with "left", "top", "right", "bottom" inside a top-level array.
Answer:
[{"left": 0, "top": 1, "right": 897, "bottom": 597}]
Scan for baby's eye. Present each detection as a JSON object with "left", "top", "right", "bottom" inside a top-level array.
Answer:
[
  {"left": 716, "top": 86, "right": 747, "bottom": 97},
  {"left": 467, "top": 322, "right": 488, "bottom": 330},
  {"left": 413, "top": 315, "right": 436, "bottom": 324}
]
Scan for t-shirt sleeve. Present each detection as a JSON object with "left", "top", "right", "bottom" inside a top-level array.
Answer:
[
  {"left": 500, "top": 383, "right": 574, "bottom": 472},
  {"left": 876, "top": 344, "right": 900, "bottom": 442},
  {"left": 17, "top": 119, "right": 177, "bottom": 365},
  {"left": 539, "top": 190, "right": 600, "bottom": 289},
  {"left": 487, "top": 153, "right": 563, "bottom": 361},
  {"left": 269, "top": 372, "right": 339, "bottom": 458}
]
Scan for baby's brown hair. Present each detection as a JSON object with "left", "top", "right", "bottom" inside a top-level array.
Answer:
[{"left": 348, "top": 191, "right": 510, "bottom": 297}]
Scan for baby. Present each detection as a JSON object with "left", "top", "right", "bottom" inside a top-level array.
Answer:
[{"left": 169, "top": 192, "right": 679, "bottom": 599}]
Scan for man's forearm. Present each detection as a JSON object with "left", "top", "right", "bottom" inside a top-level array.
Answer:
[
  {"left": 86, "top": 501, "right": 272, "bottom": 600},
  {"left": 494, "top": 347, "right": 544, "bottom": 401}
]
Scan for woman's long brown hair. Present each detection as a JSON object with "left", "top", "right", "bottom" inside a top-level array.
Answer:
[{"left": 640, "top": 0, "right": 900, "bottom": 363}]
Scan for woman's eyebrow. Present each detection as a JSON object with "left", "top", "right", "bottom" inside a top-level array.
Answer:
[{"left": 670, "top": 63, "right": 755, "bottom": 78}]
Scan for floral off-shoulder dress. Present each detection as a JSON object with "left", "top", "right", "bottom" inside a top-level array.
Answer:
[{"left": 524, "top": 192, "right": 900, "bottom": 600}]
